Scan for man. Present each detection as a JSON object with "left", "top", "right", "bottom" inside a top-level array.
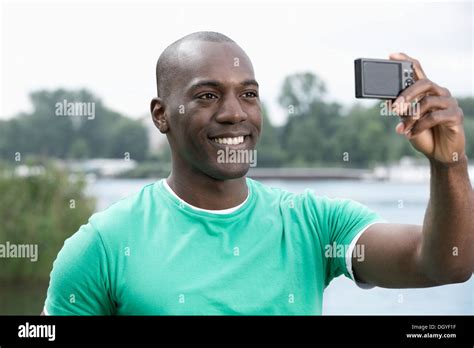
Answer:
[{"left": 43, "top": 31, "right": 473, "bottom": 315}]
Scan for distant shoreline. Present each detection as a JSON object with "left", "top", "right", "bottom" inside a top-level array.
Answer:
[{"left": 247, "top": 167, "right": 371, "bottom": 180}]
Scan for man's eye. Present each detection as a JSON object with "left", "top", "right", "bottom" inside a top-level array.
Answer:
[
  {"left": 242, "top": 91, "right": 258, "bottom": 98},
  {"left": 197, "top": 93, "right": 218, "bottom": 100}
]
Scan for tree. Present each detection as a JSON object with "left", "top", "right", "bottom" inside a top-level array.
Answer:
[
  {"left": 0, "top": 89, "right": 150, "bottom": 161},
  {"left": 255, "top": 104, "right": 285, "bottom": 167},
  {"left": 108, "top": 119, "right": 149, "bottom": 161},
  {"left": 457, "top": 98, "right": 474, "bottom": 159},
  {"left": 278, "top": 72, "right": 342, "bottom": 166}
]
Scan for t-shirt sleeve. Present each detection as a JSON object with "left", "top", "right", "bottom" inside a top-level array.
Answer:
[
  {"left": 44, "top": 222, "right": 115, "bottom": 315},
  {"left": 307, "top": 194, "right": 386, "bottom": 287}
]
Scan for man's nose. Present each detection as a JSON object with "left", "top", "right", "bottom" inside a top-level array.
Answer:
[{"left": 215, "top": 94, "right": 248, "bottom": 123}]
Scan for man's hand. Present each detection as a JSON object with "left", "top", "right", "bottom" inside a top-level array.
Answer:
[
  {"left": 352, "top": 53, "right": 473, "bottom": 288},
  {"left": 390, "top": 52, "right": 465, "bottom": 165}
]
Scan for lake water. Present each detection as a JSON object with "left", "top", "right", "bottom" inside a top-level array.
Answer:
[{"left": 87, "top": 178, "right": 473, "bottom": 315}]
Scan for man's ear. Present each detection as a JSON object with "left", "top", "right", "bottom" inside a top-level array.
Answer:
[{"left": 150, "top": 97, "right": 169, "bottom": 134}]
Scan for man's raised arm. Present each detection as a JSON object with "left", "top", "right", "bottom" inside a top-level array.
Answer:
[{"left": 352, "top": 53, "right": 474, "bottom": 288}]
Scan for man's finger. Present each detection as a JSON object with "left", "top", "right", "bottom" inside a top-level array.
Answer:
[
  {"left": 392, "top": 97, "right": 423, "bottom": 135},
  {"left": 396, "top": 96, "right": 453, "bottom": 136},
  {"left": 396, "top": 112, "right": 419, "bottom": 135},
  {"left": 389, "top": 52, "right": 427, "bottom": 80},
  {"left": 418, "top": 96, "right": 453, "bottom": 116},
  {"left": 392, "top": 80, "right": 451, "bottom": 115},
  {"left": 395, "top": 122, "right": 405, "bottom": 134},
  {"left": 408, "top": 108, "right": 462, "bottom": 137}
]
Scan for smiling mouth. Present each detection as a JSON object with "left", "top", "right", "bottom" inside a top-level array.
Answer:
[{"left": 209, "top": 135, "right": 247, "bottom": 145}]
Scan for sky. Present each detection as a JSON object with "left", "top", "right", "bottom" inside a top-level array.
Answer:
[{"left": 1, "top": 0, "right": 472, "bottom": 126}]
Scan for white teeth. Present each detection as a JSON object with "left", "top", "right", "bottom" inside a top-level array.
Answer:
[{"left": 212, "top": 136, "right": 245, "bottom": 145}]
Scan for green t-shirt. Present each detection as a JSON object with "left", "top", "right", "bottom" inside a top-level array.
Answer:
[{"left": 44, "top": 178, "right": 384, "bottom": 315}]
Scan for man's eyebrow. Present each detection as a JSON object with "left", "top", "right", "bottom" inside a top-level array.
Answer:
[
  {"left": 188, "top": 79, "right": 259, "bottom": 92},
  {"left": 189, "top": 80, "right": 222, "bottom": 91},
  {"left": 241, "top": 79, "right": 259, "bottom": 88}
]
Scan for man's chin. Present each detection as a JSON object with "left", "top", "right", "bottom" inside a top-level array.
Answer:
[{"left": 207, "top": 163, "right": 251, "bottom": 181}]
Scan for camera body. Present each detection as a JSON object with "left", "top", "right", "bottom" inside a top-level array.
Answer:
[{"left": 355, "top": 58, "right": 414, "bottom": 99}]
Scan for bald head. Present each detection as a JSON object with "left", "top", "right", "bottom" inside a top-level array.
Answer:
[
  {"left": 155, "top": 31, "right": 236, "bottom": 100},
  {"left": 150, "top": 31, "right": 261, "bottom": 181}
]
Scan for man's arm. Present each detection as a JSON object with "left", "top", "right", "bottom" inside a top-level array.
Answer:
[
  {"left": 352, "top": 53, "right": 474, "bottom": 288},
  {"left": 354, "top": 158, "right": 473, "bottom": 288}
]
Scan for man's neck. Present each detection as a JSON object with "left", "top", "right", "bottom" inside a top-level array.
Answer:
[{"left": 166, "top": 165, "right": 248, "bottom": 210}]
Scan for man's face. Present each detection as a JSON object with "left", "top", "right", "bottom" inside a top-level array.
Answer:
[{"left": 163, "top": 41, "right": 262, "bottom": 180}]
